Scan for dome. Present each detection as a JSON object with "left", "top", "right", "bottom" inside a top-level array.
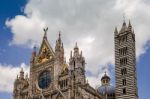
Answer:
[
  {"left": 101, "top": 74, "right": 110, "bottom": 81},
  {"left": 97, "top": 85, "right": 115, "bottom": 95},
  {"left": 97, "top": 72, "right": 115, "bottom": 96}
]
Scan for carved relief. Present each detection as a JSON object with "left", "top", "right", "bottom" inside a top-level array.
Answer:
[{"left": 36, "top": 45, "right": 53, "bottom": 64}]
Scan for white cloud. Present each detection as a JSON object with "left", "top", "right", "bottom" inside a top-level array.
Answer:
[
  {"left": 0, "top": 63, "right": 29, "bottom": 92},
  {"left": 5, "top": 0, "right": 150, "bottom": 88},
  {"left": 6, "top": 15, "right": 46, "bottom": 48}
]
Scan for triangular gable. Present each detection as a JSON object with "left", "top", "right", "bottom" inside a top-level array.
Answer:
[
  {"left": 39, "top": 38, "right": 55, "bottom": 56},
  {"left": 35, "top": 37, "right": 55, "bottom": 64}
]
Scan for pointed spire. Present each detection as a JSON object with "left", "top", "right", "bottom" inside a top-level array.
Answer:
[
  {"left": 119, "top": 20, "right": 127, "bottom": 33},
  {"left": 59, "top": 31, "right": 61, "bottom": 38},
  {"left": 74, "top": 42, "right": 79, "bottom": 57},
  {"left": 58, "top": 31, "right": 61, "bottom": 44},
  {"left": 128, "top": 20, "right": 132, "bottom": 32},
  {"left": 128, "top": 20, "right": 132, "bottom": 27},
  {"left": 43, "top": 27, "right": 48, "bottom": 38},
  {"left": 55, "top": 31, "right": 63, "bottom": 52},
  {"left": 114, "top": 27, "right": 118, "bottom": 35},
  {"left": 55, "top": 31, "right": 64, "bottom": 63},
  {"left": 55, "top": 31, "right": 63, "bottom": 50}
]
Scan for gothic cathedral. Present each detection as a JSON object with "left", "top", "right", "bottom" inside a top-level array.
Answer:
[{"left": 13, "top": 21, "right": 138, "bottom": 99}]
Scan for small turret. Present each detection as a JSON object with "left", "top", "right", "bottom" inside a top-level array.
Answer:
[
  {"left": 20, "top": 67, "right": 24, "bottom": 80},
  {"left": 69, "top": 43, "right": 86, "bottom": 84},
  {"left": 69, "top": 43, "right": 85, "bottom": 69},
  {"left": 73, "top": 42, "right": 79, "bottom": 57},
  {"left": 55, "top": 31, "right": 62, "bottom": 51},
  {"left": 101, "top": 72, "right": 110, "bottom": 86},
  {"left": 55, "top": 31, "right": 64, "bottom": 63}
]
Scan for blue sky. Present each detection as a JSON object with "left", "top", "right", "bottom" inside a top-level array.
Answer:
[
  {"left": 0, "top": 0, "right": 150, "bottom": 99},
  {"left": 0, "top": 0, "right": 30, "bottom": 65},
  {"left": 0, "top": 0, "right": 30, "bottom": 98}
]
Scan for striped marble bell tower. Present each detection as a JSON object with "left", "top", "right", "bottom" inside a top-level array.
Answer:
[{"left": 114, "top": 20, "right": 138, "bottom": 99}]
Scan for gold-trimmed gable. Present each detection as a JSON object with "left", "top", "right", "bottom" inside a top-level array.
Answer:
[{"left": 35, "top": 34, "right": 55, "bottom": 65}]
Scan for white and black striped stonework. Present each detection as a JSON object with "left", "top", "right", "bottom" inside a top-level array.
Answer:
[{"left": 114, "top": 21, "right": 138, "bottom": 99}]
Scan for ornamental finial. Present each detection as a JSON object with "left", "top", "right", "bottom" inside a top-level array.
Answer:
[{"left": 43, "top": 27, "right": 48, "bottom": 38}]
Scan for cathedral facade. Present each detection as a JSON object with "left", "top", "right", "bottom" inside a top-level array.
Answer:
[{"left": 13, "top": 21, "right": 138, "bottom": 99}]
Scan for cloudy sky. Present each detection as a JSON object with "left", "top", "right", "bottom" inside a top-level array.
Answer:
[{"left": 0, "top": 0, "right": 150, "bottom": 98}]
